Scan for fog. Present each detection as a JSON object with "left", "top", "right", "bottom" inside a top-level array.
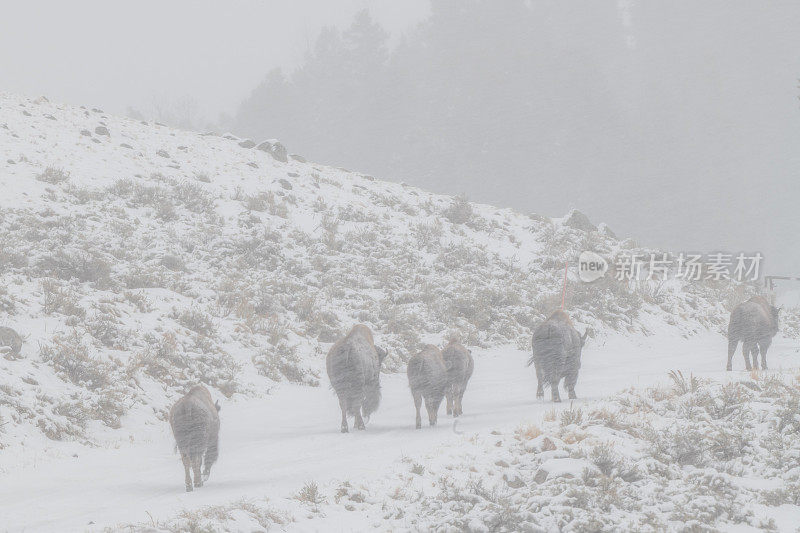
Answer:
[
  {"left": 4, "top": 4, "right": 800, "bottom": 529},
  {"left": 2, "top": 0, "right": 798, "bottom": 276}
]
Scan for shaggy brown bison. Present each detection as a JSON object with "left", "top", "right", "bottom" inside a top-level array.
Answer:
[
  {"left": 441, "top": 340, "right": 474, "bottom": 417},
  {"left": 407, "top": 345, "right": 449, "bottom": 428},
  {"left": 727, "top": 295, "right": 780, "bottom": 371},
  {"left": 326, "top": 325, "right": 388, "bottom": 433},
  {"left": 528, "top": 310, "right": 589, "bottom": 403},
  {"left": 169, "top": 385, "right": 220, "bottom": 492}
]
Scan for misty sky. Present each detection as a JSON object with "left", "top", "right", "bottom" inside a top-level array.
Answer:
[
  {"left": 0, "top": 0, "right": 428, "bottom": 120},
  {"left": 2, "top": 1, "right": 798, "bottom": 279}
]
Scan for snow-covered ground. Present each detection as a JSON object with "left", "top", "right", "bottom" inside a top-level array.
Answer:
[
  {"left": 1, "top": 330, "right": 798, "bottom": 531},
  {"left": 1, "top": 92, "right": 799, "bottom": 532}
]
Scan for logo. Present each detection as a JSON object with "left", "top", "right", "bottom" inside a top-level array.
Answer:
[{"left": 579, "top": 251, "right": 608, "bottom": 282}]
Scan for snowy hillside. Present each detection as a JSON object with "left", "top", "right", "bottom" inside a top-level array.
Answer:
[
  {"left": 4, "top": 92, "right": 799, "bottom": 532},
  {"left": 0, "top": 91, "right": 745, "bottom": 450}
]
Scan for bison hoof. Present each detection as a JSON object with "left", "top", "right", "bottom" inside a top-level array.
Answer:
[
  {"left": 726, "top": 365, "right": 732, "bottom": 371},
  {"left": 341, "top": 426, "right": 349, "bottom": 433},
  {"left": 185, "top": 485, "right": 193, "bottom": 492},
  {"left": 416, "top": 423, "right": 421, "bottom": 429}
]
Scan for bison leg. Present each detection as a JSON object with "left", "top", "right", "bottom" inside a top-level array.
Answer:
[
  {"left": 181, "top": 453, "right": 193, "bottom": 492},
  {"left": 445, "top": 387, "right": 453, "bottom": 416},
  {"left": 565, "top": 372, "right": 578, "bottom": 400},
  {"left": 354, "top": 406, "right": 366, "bottom": 431},
  {"left": 551, "top": 380, "right": 561, "bottom": 403},
  {"left": 741, "top": 341, "right": 754, "bottom": 371},
  {"left": 203, "top": 437, "right": 218, "bottom": 482},
  {"left": 426, "top": 395, "right": 442, "bottom": 426},
  {"left": 726, "top": 338, "right": 738, "bottom": 371},
  {"left": 413, "top": 391, "right": 423, "bottom": 429},
  {"left": 455, "top": 387, "right": 465, "bottom": 417},
  {"left": 758, "top": 338, "right": 771, "bottom": 370},
  {"left": 192, "top": 455, "right": 203, "bottom": 488},
  {"left": 534, "top": 362, "right": 544, "bottom": 399},
  {"left": 338, "top": 397, "right": 349, "bottom": 433}
]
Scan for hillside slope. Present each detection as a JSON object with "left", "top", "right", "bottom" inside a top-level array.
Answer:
[{"left": 0, "top": 92, "right": 740, "bottom": 451}]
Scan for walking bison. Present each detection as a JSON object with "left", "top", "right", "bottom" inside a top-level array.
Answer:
[
  {"left": 727, "top": 295, "right": 780, "bottom": 371},
  {"left": 528, "top": 311, "right": 589, "bottom": 403},
  {"left": 407, "top": 345, "right": 449, "bottom": 428},
  {"left": 441, "top": 340, "right": 474, "bottom": 417},
  {"left": 169, "top": 385, "right": 220, "bottom": 492},
  {"left": 326, "top": 325, "right": 388, "bottom": 433}
]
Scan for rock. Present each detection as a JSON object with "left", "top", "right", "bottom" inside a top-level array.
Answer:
[
  {"left": 563, "top": 209, "right": 596, "bottom": 232},
  {"left": 44, "top": 114, "right": 56, "bottom": 121},
  {"left": 256, "top": 139, "right": 288, "bottom": 162},
  {"left": 33, "top": 96, "right": 49, "bottom": 104},
  {"left": 238, "top": 139, "right": 256, "bottom": 149},
  {"left": 22, "top": 110, "right": 31, "bottom": 116},
  {"left": 94, "top": 126, "right": 110, "bottom": 136},
  {"left": 80, "top": 129, "right": 92, "bottom": 137},
  {"left": 247, "top": 162, "right": 258, "bottom": 168},
  {"left": 120, "top": 143, "right": 133, "bottom": 149},
  {"left": 287, "top": 172, "right": 299, "bottom": 178},
  {"left": 91, "top": 138, "right": 101, "bottom": 144},
  {"left": 289, "top": 153, "right": 306, "bottom": 163},
  {"left": 156, "top": 149, "right": 170, "bottom": 158},
  {"left": 504, "top": 475, "right": 526, "bottom": 488},
  {"left": 523, "top": 435, "right": 566, "bottom": 454},
  {"left": 0, "top": 326, "right": 23, "bottom": 358},
  {"left": 277, "top": 179, "right": 293, "bottom": 190}
]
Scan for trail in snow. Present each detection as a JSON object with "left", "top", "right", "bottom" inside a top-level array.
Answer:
[{"left": 1, "top": 331, "right": 798, "bottom": 532}]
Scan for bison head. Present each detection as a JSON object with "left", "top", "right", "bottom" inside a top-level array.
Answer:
[
  {"left": 580, "top": 328, "right": 591, "bottom": 347},
  {"left": 375, "top": 345, "right": 388, "bottom": 365}
]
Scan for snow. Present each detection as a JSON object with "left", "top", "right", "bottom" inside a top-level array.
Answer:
[
  {"left": 1, "top": 331, "right": 798, "bottom": 531},
  {"left": 1, "top": 91, "right": 799, "bottom": 531}
]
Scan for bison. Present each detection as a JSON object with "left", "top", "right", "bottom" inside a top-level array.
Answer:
[
  {"left": 441, "top": 340, "right": 474, "bottom": 417},
  {"left": 528, "top": 310, "right": 589, "bottom": 402},
  {"left": 169, "top": 385, "right": 220, "bottom": 492},
  {"left": 326, "top": 325, "right": 388, "bottom": 433},
  {"left": 407, "top": 345, "right": 449, "bottom": 428},
  {"left": 727, "top": 295, "right": 780, "bottom": 371}
]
